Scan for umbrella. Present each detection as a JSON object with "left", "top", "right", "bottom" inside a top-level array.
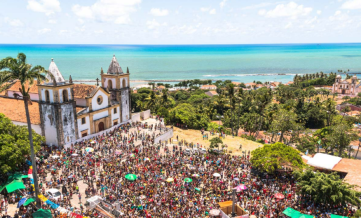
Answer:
[
  {"left": 52, "top": 155, "right": 60, "bottom": 159},
  {"left": 91, "top": 140, "right": 96, "bottom": 144},
  {"left": 71, "top": 154, "right": 78, "bottom": 157},
  {"left": 274, "top": 193, "right": 285, "bottom": 199},
  {"left": 17, "top": 197, "right": 27, "bottom": 208},
  {"left": 192, "top": 174, "right": 200, "bottom": 177},
  {"left": 139, "top": 195, "right": 146, "bottom": 200},
  {"left": 125, "top": 174, "right": 137, "bottom": 181},
  {"left": 130, "top": 154, "right": 135, "bottom": 158},
  {"left": 144, "top": 158, "right": 150, "bottom": 161},
  {"left": 213, "top": 173, "right": 221, "bottom": 177},
  {"left": 233, "top": 178, "right": 240, "bottom": 181},
  {"left": 330, "top": 215, "right": 349, "bottom": 218},
  {"left": 115, "top": 150, "right": 122, "bottom": 155},
  {"left": 195, "top": 188, "right": 201, "bottom": 192},
  {"left": 209, "top": 209, "right": 220, "bottom": 216},
  {"left": 235, "top": 184, "right": 247, "bottom": 192},
  {"left": 23, "top": 197, "right": 36, "bottom": 206},
  {"left": 32, "top": 209, "right": 53, "bottom": 218},
  {"left": 85, "top": 147, "right": 94, "bottom": 152},
  {"left": 184, "top": 178, "right": 193, "bottom": 183},
  {"left": 166, "top": 178, "right": 174, "bottom": 182}
]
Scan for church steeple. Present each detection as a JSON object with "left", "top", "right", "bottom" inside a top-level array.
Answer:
[
  {"left": 107, "top": 55, "right": 123, "bottom": 74},
  {"left": 46, "top": 58, "right": 65, "bottom": 85}
]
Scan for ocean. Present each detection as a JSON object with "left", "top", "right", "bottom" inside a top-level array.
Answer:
[{"left": 1, "top": 44, "right": 361, "bottom": 86}]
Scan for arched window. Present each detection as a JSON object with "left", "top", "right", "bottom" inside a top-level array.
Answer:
[
  {"left": 45, "top": 90, "right": 50, "bottom": 103},
  {"left": 108, "top": 80, "right": 113, "bottom": 89},
  {"left": 62, "top": 89, "right": 68, "bottom": 102},
  {"left": 122, "top": 79, "right": 126, "bottom": 88}
]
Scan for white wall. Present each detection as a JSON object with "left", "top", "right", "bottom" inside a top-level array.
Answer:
[
  {"left": 120, "top": 78, "right": 128, "bottom": 88},
  {"left": 75, "top": 98, "right": 87, "bottom": 107},
  {"left": 141, "top": 110, "right": 151, "bottom": 120},
  {"left": 77, "top": 116, "right": 90, "bottom": 138},
  {"left": 121, "top": 89, "right": 130, "bottom": 121},
  {"left": 12, "top": 121, "right": 42, "bottom": 135},
  {"left": 7, "top": 91, "right": 39, "bottom": 101},
  {"left": 40, "top": 88, "right": 54, "bottom": 103},
  {"left": 154, "top": 129, "right": 173, "bottom": 144},
  {"left": 93, "top": 110, "right": 109, "bottom": 121},
  {"left": 58, "top": 87, "right": 72, "bottom": 103},
  {"left": 92, "top": 90, "right": 108, "bottom": 111},
  {"left": 131, "top": 113, "right": 141, "bottom": 122},
  {"left": 61, "top": 104, "right": 76, "bottom": 144},
  {"left": 103, "top": 78, "right": 116, "bottom": 89},
  {"left": 41, "top": 104, "right": 58, "bottom": 146},
  {"left": 111, "top": 106, "right": 120, "bottom": 125}
]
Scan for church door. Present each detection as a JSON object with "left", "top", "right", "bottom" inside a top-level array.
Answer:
[
  {"left": 98, "top": 122, "right": 105, "bottom": 132},
  {"left": 342, "top": 89, "right": 345, "bottom": 94}
]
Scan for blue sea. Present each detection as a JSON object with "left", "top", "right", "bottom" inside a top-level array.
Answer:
[{"left": 1, "top": 44, "right": 361, "bottom": 86}]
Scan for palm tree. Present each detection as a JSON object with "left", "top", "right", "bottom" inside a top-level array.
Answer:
[
  {"left": 145, "top": 91, "right": 158, "bottom": 111},
  {"left": 0, "top": 53, "right": 46, "bottom": 207}
]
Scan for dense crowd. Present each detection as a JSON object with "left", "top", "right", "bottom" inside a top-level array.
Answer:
[{"left": 0, "top": 119, "right": 358, "bottom": 218}]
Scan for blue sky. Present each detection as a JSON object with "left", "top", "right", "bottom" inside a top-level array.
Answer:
[{"left": 0, "top": 0, "right": 361, "bottom": 44}]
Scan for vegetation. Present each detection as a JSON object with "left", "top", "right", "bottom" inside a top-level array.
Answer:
[
  {"left": 0, "top": 53, "right": 47, "bottom": 207},
  {"left": 209, "top": 137, "right": 223, "bottom": 150},
  {"left": 131, "top": 72, "right": 359, "bottom": 157},
  {"left": 0, "top": 113, "right": 44, "bottom": 174},
  {"left": 250, "top": 142, "right": 305, "bottom": 173},
  {"left": 294, "top": 169, "right": 361, "bottom": 206}
]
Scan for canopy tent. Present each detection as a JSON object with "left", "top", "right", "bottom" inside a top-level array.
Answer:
[
  {"left": 32, "top": 209, "right": 53, "bottom": 218},
  {"left": 23, "top": 197, "right": 36, "bottom": 206},
  {"left": 0, "top": 172, "right": 27, "bottom": 193},
  {"left": 307, "top": 153, "right": 342, "bottom": 170},
  {"left": 330, "top": 215, "right": 348, "bottom": 218},
  {"left": 283, "top": 208, "right": 301, "bottom": 217},
  {"left": 5, "top": 182, "right": 25, "bottom": 193}
]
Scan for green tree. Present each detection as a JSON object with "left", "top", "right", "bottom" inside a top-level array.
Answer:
[
  {"left": 0, "top": 53, "right": 47, "bottom": 207},
  {"left": 270, "top": 109, "right": 300, "bottom": 143},
  {"left": 250, "top": 142, "right": 305, "bottom": 173},
  {"left": 209, "top": 137, "right": 223, "bottom": 150},
  {"left": 294, "top": 169, "right": 360, "bottom": 206},
  {"left": 326, "top": 124, "right": 358, "bottom": 157},
  {"left": 0, "top": 113, "right": 44, "bottom": 174}
]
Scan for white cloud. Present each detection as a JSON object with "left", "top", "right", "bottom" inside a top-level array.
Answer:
[
  {"left": 285, "top": 22, "right": 292, "bottom": 29},
  {"left": 170, "top": 25, "right": 197, "bottom": 35},
  {"left": 38, "top": 28, "right": 51, "bottom": 34},
  {"left": 149, "top": 8, "right": 169, "bottom": 16},
  {"left": 317, "top": 10, "right": 322, "bottom": 15},
  {"left": 341, "top": 0, "right": 361, "bottom": 9},
  {"left": 200, "top": 7, "right": 209, "bottom": 12},
  {"left": 241, "top": 2, "right": 274, "bottom": 10},
  {"left": 258, "top": 2, "right": 313, "bottom": 19},
  {"left": 329, "top": 11, "right": 352, "bottom": 21},
  {"left": 220, "top": 0, "right": 227, "bottom": 8},
  {"left": 27, "top": 0, "right": 61, "bottom": 16},
  {"left": 72, "top": 0, "right": 141, "bottom": 24},
  {"left": 335, "top": 10, "right": 342, "bottom": 15},
  {"left": 94, "top": 30, "right": 103, "bottom": 34},
  {"left": 4, "top": 17, "right": 23, "bottom": 27},
  {"left": 48, "top": 19, "right": 57, "bottom": 24},
  {"left": 146, "top": 19, "right": 167, "bottom": 29},
  {"left": 59, "top": 30, "right": 69, "bottom": 34},
  {"left": 209, "top": 9, "right": 216, "bottom": 14}
]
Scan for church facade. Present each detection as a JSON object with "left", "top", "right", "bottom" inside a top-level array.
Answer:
[
  {"left": 0, "top": 55, "right": 131, "bottom": 147},
  {"left": 332, "top": 75, "right": 360, "bottom": 96}
]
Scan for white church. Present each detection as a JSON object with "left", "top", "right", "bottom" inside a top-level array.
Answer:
[{"left": 0, "top": 55, "right": 131, "bottom": 147}]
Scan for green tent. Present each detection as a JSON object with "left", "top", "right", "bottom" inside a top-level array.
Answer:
[
  {"left": 6, "top": 182, "right": 25, "bottom": 193},
  {"left": 32, "top": 209, "right": 53, "bottom": 218},
  {"left": 23, "top": 197, "right": 36, "bottom": 206},
  {"left": 283, "top": 207, "right": 301, "bottom": 217},
  {"left": 330, "top": 215, "right": 348, "bottom": 218},
  {"left": 294, "top": 214, "right": 315, "bottom": 218},
  {"left": 125, "top": 174, "right": 137, "bottom": 181}
]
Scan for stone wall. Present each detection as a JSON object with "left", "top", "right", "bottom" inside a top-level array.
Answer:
[
  {"left": 154, "top": 128, "right": 173, "bottom": 144},
  {"left": 131, "top": 113, "right": 141, "bottom": 122},
  {"left": 140, "top": 109, "right": 151, "bottom": 120}
]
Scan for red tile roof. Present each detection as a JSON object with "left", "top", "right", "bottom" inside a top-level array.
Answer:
[
  {"left": 7, "top": 80, "right": 41, "bottom": 94},
  {"left": 73, "top": 84, "right": 97, "bottom": 99},
  {"left": 0, "top": 97, "right": 40, "bottom": 124},
  {"left": 332, "top": 158, "right": 361, "bottom": 190}
]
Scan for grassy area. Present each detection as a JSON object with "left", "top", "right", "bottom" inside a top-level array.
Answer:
[{"left": 171, "top": 127, "right": 263, "bottom": 156}]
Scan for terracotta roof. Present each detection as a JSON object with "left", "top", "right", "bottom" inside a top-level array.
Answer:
[
  {"left": 73, "top": 84, "right": 97, "bottom": 99},
  {"left": 0, "top": 82, "right": 14, "bottom": 96},
  {"left": 157, "top": 85, "right": 165, "bottom": 89},
  {"left": 76, "top": 107, "right": 85, "bottom": 113},
  {"left": 256, "top": 84, "right": 264, "bottom": 87},
  {"left": 245, "top": 82, "right": 256, "bottom": 86},
  {"left": 201, "top": 85, "right": 217, "bottom": 89},
  {"left": 332, "top": 158, "right": 361, "bottom": 189},
  {"left": 232, "top": 82, "right": 241, "bottom": 85},
  {"left": 0, "top": 97, "right": 40, "bottom": 124},
  {"left": 7, "top": 80, "right": 41, "bottom": 94}
]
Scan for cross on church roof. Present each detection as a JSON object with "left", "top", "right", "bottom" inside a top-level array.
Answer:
[{"left": 96, "top": 78, "right": 99, "bottom": 87}]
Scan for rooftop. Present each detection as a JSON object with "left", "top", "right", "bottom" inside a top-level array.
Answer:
[
  {"left": 332, "top": 158, "right": 361, "bottom": 189},
  {"left": 107, "top": 55, "right": 123, "bottom": 74},
  {"left": 46, "top": 58, "right": 65, "bottom": 84},
  {"left": 7, "top": 80, "right": 41, "bottom": 94},
  {"left": 0, "top": 97, "right": 41, "bottom": 124},
  {"left": 73, "top": 84, "right": 97, "bottom": 99}
]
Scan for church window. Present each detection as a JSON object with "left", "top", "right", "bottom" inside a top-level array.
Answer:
[
  {"left": 62, "top": 89, "right": 68, "bottom": 102},
  {"left": 126, "top": 100, "right": 127, "bottom": 105},
  {"left": 82, "top": 117, "right": 86, "bottom": 124},
  {"left": 108, "top": 80, "right": 113, "bottom": 89},
  {"left": 114, "top": 108, "right": 117, "bottom": 114},
  {"left": 97, "top": 96, "right": 103, "bottom": 105},
  {"left": 122, "top": 79, "right": 126, "bottom": 88},
  {"left": 67, "top": 136, "right": 69, "bottom": 142},
  {"left": 45, "top": 90, "right": 50, "bottom": 103}
]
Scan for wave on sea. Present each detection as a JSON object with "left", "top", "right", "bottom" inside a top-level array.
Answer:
[{"left": 202, "top": 73, "right": 297, "bottom": 77}]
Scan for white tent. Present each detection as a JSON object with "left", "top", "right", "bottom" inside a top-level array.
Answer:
[{"left": 307, "top": 153, "right": 342, "bottom": 170}]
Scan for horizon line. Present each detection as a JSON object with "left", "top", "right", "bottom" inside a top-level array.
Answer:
[{"left": 1, "top": 42, "right": 361, "bottom": 46}]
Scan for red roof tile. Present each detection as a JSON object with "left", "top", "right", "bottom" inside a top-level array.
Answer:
[{"left": 0, "top": 97, "right": 40, "bottom": 124}]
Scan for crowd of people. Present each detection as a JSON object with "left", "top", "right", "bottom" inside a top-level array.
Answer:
[{"left": 0, "top": 119, "right": 358, "bottom": 218}]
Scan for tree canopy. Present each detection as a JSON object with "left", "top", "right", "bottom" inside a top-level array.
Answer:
[
  {"left": 250, "top": 142, "right": 305, "bottom": 173},
  {"left": 294, "top": 169, "right": 361, "bottom": 206},
  {"left": 0, "top": 113, "right": 44, "bottom": 174}
]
